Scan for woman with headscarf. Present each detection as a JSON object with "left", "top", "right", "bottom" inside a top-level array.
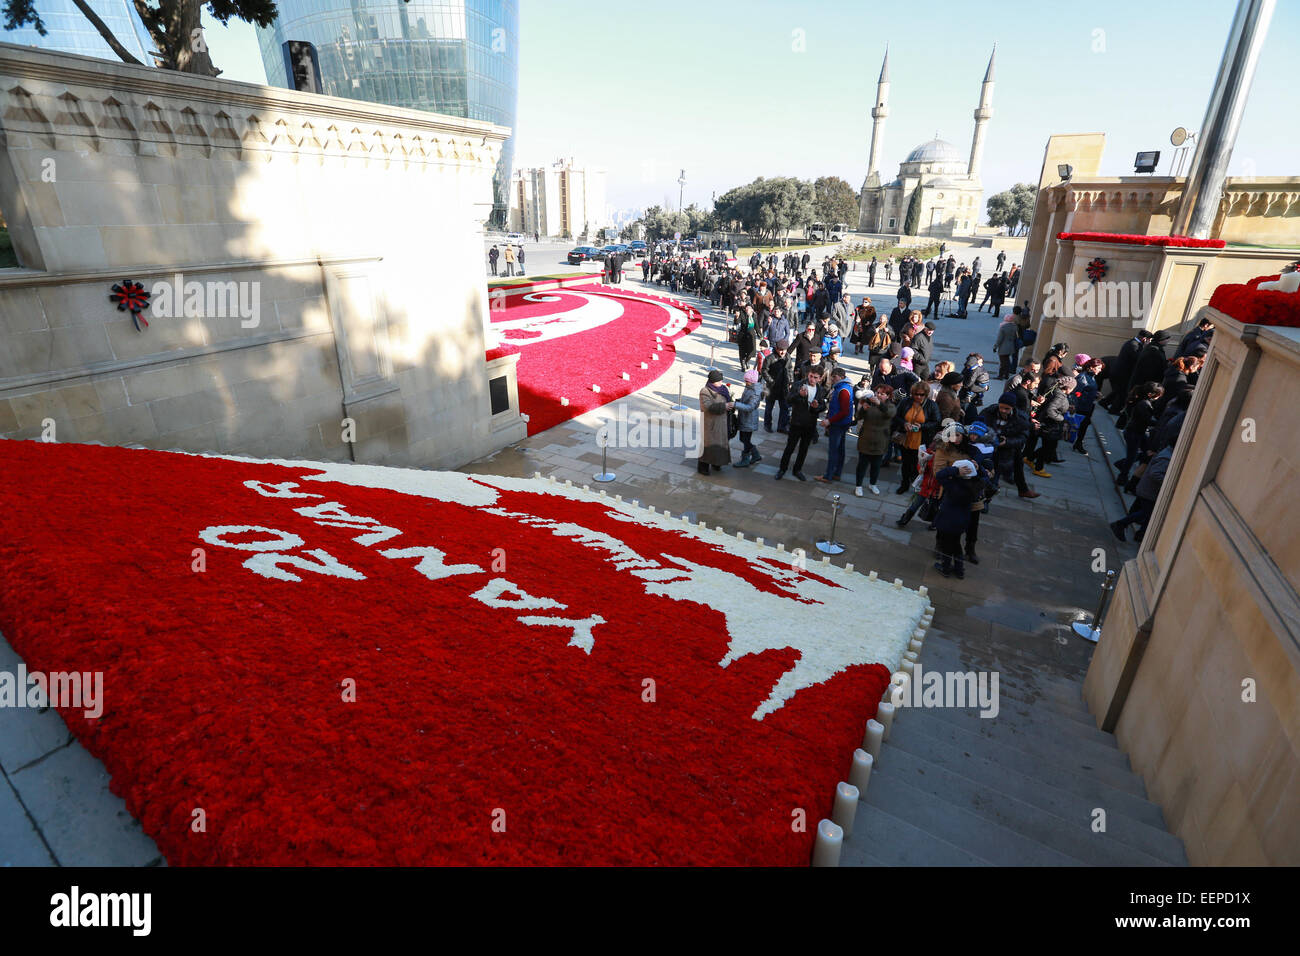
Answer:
[
  {"left": 733, "top": 368, "right": 765, "bottom": 468},
  {"left": 697, "top": 369, "right": 734, "bottom": 475}
]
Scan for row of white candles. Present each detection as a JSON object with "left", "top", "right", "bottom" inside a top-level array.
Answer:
[
  {"left": 813, "top": 607, "right": 933, "bottom": 867},
  {"left": 530, "top": 469, "right": 934, "bottom": 868}
]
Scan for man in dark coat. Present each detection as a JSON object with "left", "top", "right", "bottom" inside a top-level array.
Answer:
[
  {"left": 910, "top": 322, "right": 936, "bottom": 380},
  {"left": 925, "top": 274, "right": 945, "bottom": 318},
  {"left": 1177, "top": 317, "right": 1214, "bottom": 357},
  {"left": 868, "top": 256, "right": 877, "bottom": 287},
  {"left": 888, "top": 299, "right": 911, "bottom": 338},
  {"left": 1128, "top": 330, "right": 1171, "bottom": 398},
  {"left": 1100, "top": 329, "right": 1151, "bottom": 411},
  {"left": 763, "top": 342, "right": 793, "bottom": 432},
  {"left": 896, "top": 283, "right": 912, "bottom": 308},
  {"left": 488, "top": 245, "right": 500, "bottom": 275},
  {"left": 776, "top": 366, "right": 826, "bottom": 481},
  {"left": 954, "top": 273, "right": 972, "bottom": 318},
  {"left": 979, "top": 395, "right": 1037, "bottom": 498}
]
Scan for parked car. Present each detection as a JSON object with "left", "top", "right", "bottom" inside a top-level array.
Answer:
[
  {"left": 600, "top": 244, "right": 630, "bottom": 256},
  {"left": 629, "top": 240, "right": 648, "bottom": 257},
  {"left": 680, "top": 239, "right": 698, "bottom": 251},
  {"left": 567, "top": 246, "right": 602, "bottom": 264},
  {"left": 506, "top": 232, "right": 525, "bottom": 243}
]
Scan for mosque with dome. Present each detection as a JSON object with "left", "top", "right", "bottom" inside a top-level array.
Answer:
[{"left": 857, "top": 47, "right": 996, "bottom": 238}]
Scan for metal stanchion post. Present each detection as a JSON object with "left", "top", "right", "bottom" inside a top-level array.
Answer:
[
  {"left": 1073, "top": 569, "right": 1116, "bottom": 643},
  {"left": 816, "top": 494, "right": 847, "bottom": 555},
  {"left": 670, "top": 374, "right": 687, "bottom": 412},
  {"left": 593, "top": 431, "right": 616, "bottom": 483}
]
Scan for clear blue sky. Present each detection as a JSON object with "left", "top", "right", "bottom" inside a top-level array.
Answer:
[{"left": 207, "top": 0, "right": 1296, "bottom": 216}]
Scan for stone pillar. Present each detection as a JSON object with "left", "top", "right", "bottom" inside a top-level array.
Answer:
[{"left": 1171, "top": 0, "right": 1276, "bottom": 238}]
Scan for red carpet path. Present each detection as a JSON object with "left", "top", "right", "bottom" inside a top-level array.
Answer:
[
  {"left": 486, "top": 283, "right": 702, "bottom": 435},
  {"left": 0, "top": 440, "right": 897, "bottom": 866}
]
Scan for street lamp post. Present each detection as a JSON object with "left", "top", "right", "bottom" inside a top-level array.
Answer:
[{"left": 677, "top": 169, "right": 686, "bottom": 214}]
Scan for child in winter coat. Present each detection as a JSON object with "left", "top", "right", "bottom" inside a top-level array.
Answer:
[{"left": 733, "top": 369, "right": 765, "bottom": 468}]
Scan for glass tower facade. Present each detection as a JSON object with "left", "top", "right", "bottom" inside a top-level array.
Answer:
[
  {"left": 257, "top": 0, "right": 519, "bottom": 228},
  {"left": 1, "top": 0, "right": 152, "bottom": 62}
]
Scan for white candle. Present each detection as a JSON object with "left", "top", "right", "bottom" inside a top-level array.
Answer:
[
  {"left": 876, "top": 701, "right": 896, "bottom": 740},
  {"left": 894, "top": 577, "right": 903, "bottom": 588},
  {"left": 863, "top": 718, "right": 884, "bottom": 759},
  {"left": 868, "top": 571, "right": 878, "bottom": 581},
  {"left": 901, "top": 659, "right": 915, "bottom": 677},
  {"left": 811, "top": 819, "right": 843, "bottom": 868},
  {"left": 904, "top": 650, "right": 919, "bottom": 664},
  {"left": 845, "top": 563, "right": 854, "bottom": 572},
  {"left": 850, "top": 749, "right": 874, "bottom": 792},
  {"left": 918, "top": 585, "right": 928, "bottom": 597},
  {"left": 736, "top": 532, "right": 744, "bottom": 541},
  {"left": 756, "top": 537, "right": 765, "bottom": 546},
  {"left": 909, "top": 638, "right": 923, "bottom": 654},
  {"left": 913, "top": 628, "right": 925, "bottom": 641},
  {"left": 648, "top": 505, "right": 656, "bottom": 513},
  {"left": 832, "top": 782, "right": 860, "bottom": 836},
  {"left": 777, "top": 543, "right": 785, "bottom": 552},
  {"left": 821, "top": 555, "right": 830, "bottom": 565},
  {"left": 533, "top": 472, "right": 541, "bottom": 479}
]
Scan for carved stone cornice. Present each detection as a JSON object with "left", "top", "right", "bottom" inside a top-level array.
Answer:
[{"left": 0, "top": 42, "right": 507, "bottom": 171}]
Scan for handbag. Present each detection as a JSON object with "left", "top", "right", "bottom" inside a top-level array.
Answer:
[{"left": 727, "top": 408, "right": 740, "bottom": 439}]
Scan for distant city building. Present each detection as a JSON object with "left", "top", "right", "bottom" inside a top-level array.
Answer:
[
  {"left": 510, "top": 158, "right": 608, "bottom": 240},
  {"left": 1, "top": 0, "right": 151, "bottom": 62},
  {"left": 257, "top": 0, "right": 519, "bottom": 228},
  {"left": 858, "top": 47, "right": 995, "bottom": 237}
]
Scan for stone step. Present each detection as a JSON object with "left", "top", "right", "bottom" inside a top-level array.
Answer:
[
  {"left": 922, "top": 630, "right": 1097, "bottom": 693},
  {"left": 841, "top": 803, "right": 992, "bottom": 867},
  {"left": 901, "top": 696, "right": 1128, "bottom": 771},
  {"left": 860, "top": 768, "right": 1084, "bottom": 866},
  {"left": 890, "top": 661, "right": 1103, "bottom": 734},
  {"left": 878, "top": 746, "right": 1185, "bottom": 866},
  {"left": 885, "top": 707, "right": 1146, "bottom": 797},
  {"left": 917, "top": 634, "right": 1095, "bottom": 715},
  {"left": 885, "top": 709, "right": 1169, "bottom": 829}
]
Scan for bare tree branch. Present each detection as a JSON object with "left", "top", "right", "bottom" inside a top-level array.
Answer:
[{"left": 69, "top": 0, "right": 144, "bottom": 65}]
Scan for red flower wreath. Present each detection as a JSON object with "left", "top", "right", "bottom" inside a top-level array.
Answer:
[
  {"left": 109, "top": 279, "right": 151, "bottom": 331},
  {"left": 1086, "top": 257, "right": 1107, "bottom": 282}
]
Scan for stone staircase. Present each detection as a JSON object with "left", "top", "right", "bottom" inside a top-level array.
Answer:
[{"left": 840, "top": 629, "right": 1188, "bottom": 866}]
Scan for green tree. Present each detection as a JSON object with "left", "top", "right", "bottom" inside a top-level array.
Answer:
[
  {"left": 903, "top": 187, "right": 923, "bottom": 236},
  {"left": 813, "top": 176, "right": 859, "bottom": 228},
  {"left": 4, "top": 0, "right": 279, "bottom": 75},
  {"left": 986, "top": 183, "right": 1037, "bottom": 235}
]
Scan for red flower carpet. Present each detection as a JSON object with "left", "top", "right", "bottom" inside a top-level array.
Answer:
[
  {"left": 0, "top": 440, "right": 925, "bottom": 866},
  {"left": 486, "top": 283, "right": 702, "bottom": 435}
]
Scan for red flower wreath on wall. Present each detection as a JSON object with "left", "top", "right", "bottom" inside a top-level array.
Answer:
[
  {"left": 1086, "top": 257, "right": 1107, "bottom": 282},
  {"left": 109, "top": 279, "right": 151, "bottom": 332}
]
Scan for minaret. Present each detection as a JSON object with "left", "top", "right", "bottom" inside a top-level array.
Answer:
[
  {"left": 866, "top": 47, "right": 890, "bottom": 178},
  {"left": 967, "top": 45, "right": 995, "bottom": 179}
]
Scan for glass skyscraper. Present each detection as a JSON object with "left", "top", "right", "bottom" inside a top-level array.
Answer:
[
  {"left": 1, "top": 0, "right": 152, "bottom": 62},
  {"left": 257, "top": 0, "right": 519, "bottom": 228}
]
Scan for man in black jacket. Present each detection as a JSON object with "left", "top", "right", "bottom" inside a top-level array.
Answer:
[
  {"left": 910, "top": 322, "right": 936, "bottom": 379},
  {"left": 1128, "top": 329, "right": 1171, "bottom": 396},
  {"left": 979, "top": 396, "right": 1039, "bottom": 498},
  {"left": 1101, "top": 330, "right": 1152, "bottom": 411},
  {"left": 925, "top": 274, "right": 945, "bottom": 318},
  {"left": 763, "top": 343, "right": 793, "bottom": 433},
  {"left": 776, "top": 367, "right": 826, "bottom": 480}
]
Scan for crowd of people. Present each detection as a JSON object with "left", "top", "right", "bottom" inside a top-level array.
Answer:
[
  {"left": 675, "top": 240, "right": 1211, "bottom": 577},
  {"left": 1099, "top": 318, "right": 1211, "bottom": 543}
]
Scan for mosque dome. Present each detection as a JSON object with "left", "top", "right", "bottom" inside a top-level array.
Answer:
[{"left": 904, "top": 139, "right": 964, "bottom": 165}]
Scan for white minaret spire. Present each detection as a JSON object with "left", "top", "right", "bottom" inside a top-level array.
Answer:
[
  {"left": 867, "top": 46, "right": 890, "bottom": 178},
  {"left": 968, "top": 44, "right": 995, "bottom": 179}
]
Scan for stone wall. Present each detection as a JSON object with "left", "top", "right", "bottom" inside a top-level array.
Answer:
[
  {"left": 0, "top": 43, "right": 525, "bottom": 467},
  {"left": 1083, "top": 309, "right": 1300, "bottom": 864}
]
